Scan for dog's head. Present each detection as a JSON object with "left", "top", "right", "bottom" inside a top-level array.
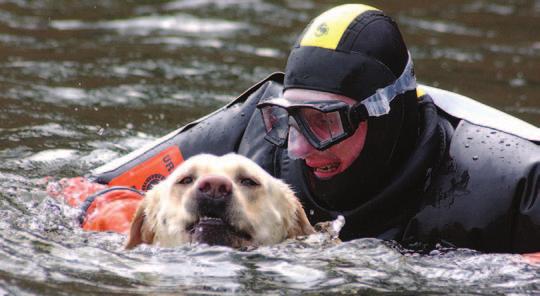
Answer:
[{"left": 125, "top": 153, "right": 314, "bottom": 249}]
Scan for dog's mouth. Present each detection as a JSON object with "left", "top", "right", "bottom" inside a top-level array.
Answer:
[{"left": 186, "top": 215, "right": 252, "bottom": 247}]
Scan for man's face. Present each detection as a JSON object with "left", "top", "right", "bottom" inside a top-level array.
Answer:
[{"left": 284, "top": 89, "right": 368, "bottom": 180}]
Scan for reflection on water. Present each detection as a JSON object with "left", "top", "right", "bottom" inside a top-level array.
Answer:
[
  {"left": 51, "top": 13, "right": 247, "bottom": 35},
  {"left": 0, "top": 0, "right": 539, "bottom": 294}
]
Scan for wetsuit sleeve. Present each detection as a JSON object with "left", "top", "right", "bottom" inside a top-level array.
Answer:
[{"left": 89, "top": 74, "right": 284, "bottom": 191}]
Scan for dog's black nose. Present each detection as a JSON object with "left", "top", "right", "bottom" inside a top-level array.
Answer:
[{"left": 197, "top": 175, "right": 232, "bottom": 199}]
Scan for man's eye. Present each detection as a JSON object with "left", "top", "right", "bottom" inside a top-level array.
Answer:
[
  {"left": 178, "top": 176, "right": 193, "bottom": 184},
  {"left": 240, "top": 177, "right": 259, "bottom": 187}
]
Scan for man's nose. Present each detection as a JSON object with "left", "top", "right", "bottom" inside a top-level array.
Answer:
[{"left": 287, "top": 125, "right": 317, "bottom": 159}]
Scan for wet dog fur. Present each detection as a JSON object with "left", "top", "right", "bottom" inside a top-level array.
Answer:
[{"left": 125, "top": 153, "right": 314, "bottom": 249}]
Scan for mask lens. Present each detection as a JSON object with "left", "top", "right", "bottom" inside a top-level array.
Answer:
[
  {"left": 298, "top": 108, "right": 345, "bottom": 143},
  {"left": 260, "top": 105, "right": 289, "bottom": 146},
  {"left": 287, "top": 124, "right": 309, "bottom": 160}
]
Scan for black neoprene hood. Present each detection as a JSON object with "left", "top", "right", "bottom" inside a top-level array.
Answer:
[{"left": 284, "top": 8, "right": 409, "bottom": 102}]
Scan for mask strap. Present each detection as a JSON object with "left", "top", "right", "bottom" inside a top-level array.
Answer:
[{"left": 360, "top": 52, "right": 417, "bottom": 117}]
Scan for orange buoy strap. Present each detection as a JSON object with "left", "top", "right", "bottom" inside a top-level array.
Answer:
[{"left": 78, "top": 186, "right": 143, "bottom": 225}]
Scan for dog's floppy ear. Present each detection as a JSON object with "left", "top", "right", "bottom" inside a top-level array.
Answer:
[
  {"left": 125, "top": 197, "right": 155, "bottom": 249},
  {"left": 287, "top": 198, "right": 315, "bottom": 238}
]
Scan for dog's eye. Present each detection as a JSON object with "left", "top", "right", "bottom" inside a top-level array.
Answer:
[
  {"left": 177, "top": 176, "right": 193, "bottom": 185},
  {"left": 239, "top": 177, "right": 259, "bottom": 187}
]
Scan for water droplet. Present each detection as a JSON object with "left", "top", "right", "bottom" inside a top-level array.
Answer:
[
  {"left": 472, "top": 155, "right": 479, "bottom": 160},
  {"left": 467, "top": 137, "right": 473, "bottom": 140},
  {"left": 309, "top": 209, "right": 314, "bottom": 216},
  {"left": 465, "top": 144, "right": 470, "bottom": 148}
]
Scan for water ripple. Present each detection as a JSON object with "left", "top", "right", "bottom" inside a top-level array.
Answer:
[
  {"left": 51, "top": 13, "right": 247, "bottom": 36},
  {"left": 1, "top": 193, "right": 540, "bottom": 295},
  {"left": 399, "top": 16, "right": 485, "bottom": 37}
]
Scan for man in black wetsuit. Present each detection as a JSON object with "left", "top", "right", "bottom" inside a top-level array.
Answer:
[{"left": 72, "top": 4, "right": 540, "bottom": 253}]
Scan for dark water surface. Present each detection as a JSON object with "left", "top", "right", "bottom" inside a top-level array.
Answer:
[{"left": 1, "top": 0, "right": 539, "bottom": 295}]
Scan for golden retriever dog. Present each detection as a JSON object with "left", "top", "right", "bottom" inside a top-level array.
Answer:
[{"left": 125, "top": 153, "right": 315, "bottom": 249}]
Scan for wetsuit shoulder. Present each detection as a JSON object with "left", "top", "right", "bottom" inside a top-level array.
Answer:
[{"left": 404, "top": 120, "right": 540, "bottom": 252}]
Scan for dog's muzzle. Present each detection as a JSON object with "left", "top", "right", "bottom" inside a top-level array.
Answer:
[{"left": 188, "top": 175, "right": 251, "bottom": 246}]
